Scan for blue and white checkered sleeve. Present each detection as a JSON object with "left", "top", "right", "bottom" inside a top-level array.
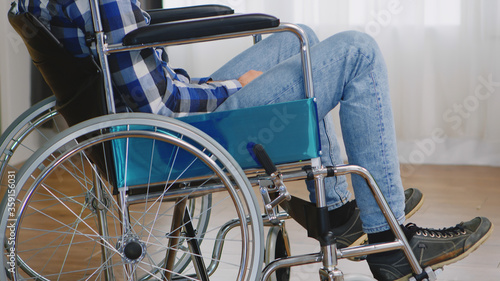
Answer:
[
  {"left": 169, "top": 79, "right": 242, "bottom": 115},
  {"left": 100, "top": 0, "right": 242, "bottom": 116}
]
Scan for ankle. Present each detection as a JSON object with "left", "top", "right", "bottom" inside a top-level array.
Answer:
[
  {"left": 368, "top": 224, "right": 414, "bottom": 243},
  {"left": 368, "top": 229, "right": 395, "bottom": 244},
  {"left": 368, "top": 225, "right": 412, "bottom": 258}
]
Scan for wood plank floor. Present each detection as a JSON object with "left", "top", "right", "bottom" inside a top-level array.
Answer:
[
  {"left": 279, "top": 164, "right": 500, "bottom": 281},
  {"left": 7, "top": 163, "right": 498, "bottom": 280}
]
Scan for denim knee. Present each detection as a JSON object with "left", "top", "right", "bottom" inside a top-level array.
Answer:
[
  {"left": 321, "top": 30, "right": 382, "bottom": 62},
  {"left": 296, "top": 24, "right": 320, "bottom": 46}
]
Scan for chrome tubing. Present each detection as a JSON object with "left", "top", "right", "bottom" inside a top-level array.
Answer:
[
  {"left": 126, "top": 183, "right": 226, "bottom": 205},
  {"left": 89, "top": 0, "right": 103, "bottom": 33},
  {"left": 89, "top": 0, "right": 117, "bottom": 114},
  {"left": 261, "top": 252, "right": 322, "bottom": 281},
  {"left": 321, "top": 244, "right": 339, "bottom": 272},
  {"left": 205, "top": 217, "right": 243, "bottom": 276},
  {"left": 92, "top": 166, "right": 115, "bottom": 281},
  {"left": 338, "top": 241, "right": 404, "bottom": 260},
  {"left": 332, "top": 165, "right": 423, "bottom": 276},
  {"left": 204, "top": 212, "right": 288, "bottom": 277}
]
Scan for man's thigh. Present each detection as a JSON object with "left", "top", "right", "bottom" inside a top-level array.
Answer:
[{"left": 210, "top": 25, "right": 319, "bottom": 81}]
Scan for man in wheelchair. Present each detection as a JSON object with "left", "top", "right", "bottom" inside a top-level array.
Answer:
[{"left": 12, "top": 0, "right": 492, "bottom": 280}]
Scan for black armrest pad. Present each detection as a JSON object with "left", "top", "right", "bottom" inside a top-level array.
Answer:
[
  {"left": 147, "top": 5, "right": 234, "bottom": 24},
  {"left": 123, "top": 14, "right": 280, "bottom": 46}
]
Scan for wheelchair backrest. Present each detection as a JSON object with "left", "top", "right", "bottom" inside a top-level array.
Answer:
[
  {"left": 8, "top": 10, "right": 118, "bottom": 186},
  {"left": 8, "top": 10, "right": 108, "bottom": 127}
]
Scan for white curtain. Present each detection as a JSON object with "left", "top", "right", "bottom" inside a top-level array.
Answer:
[{"left": 163, "top": 0, "right": 500, "bottom": 168}]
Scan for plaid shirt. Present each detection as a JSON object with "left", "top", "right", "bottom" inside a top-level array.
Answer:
[{"left": 16, "top": 0, "right": 242, "bottom": 116}]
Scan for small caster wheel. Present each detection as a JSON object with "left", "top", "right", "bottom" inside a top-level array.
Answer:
[{"left": 265, "top": 225, "right": 291, "bottom": 281}]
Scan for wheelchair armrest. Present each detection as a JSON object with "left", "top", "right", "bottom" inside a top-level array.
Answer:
[
  {"left": 147, "top": 5, "right": 234, "bottom": 24},
  {"left": 122, "top": 14, "right": 280, "bottom": 46}
]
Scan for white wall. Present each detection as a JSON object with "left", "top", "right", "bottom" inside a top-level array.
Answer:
[{"left": 0, "top": 3, "right": 31, "bottom": 133}]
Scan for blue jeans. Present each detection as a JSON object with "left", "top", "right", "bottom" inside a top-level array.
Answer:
[{"left": 212, "top": 26, "right": 405, "bottom": 234}]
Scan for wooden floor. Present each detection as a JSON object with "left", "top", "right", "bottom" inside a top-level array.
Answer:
[
  {"left": 8, "top": 163, "right": 499, "bottom": 280},
  {"left": 279, "top": 164, "right": 500, "bottom": 281}
]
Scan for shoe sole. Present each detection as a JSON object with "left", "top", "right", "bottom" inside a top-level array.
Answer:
[
  {"left": 404, "top": 191, "right": 425, "bottom": 219},
  {"left": 395, "top": 222, "right": 495, "bottom": 281}
]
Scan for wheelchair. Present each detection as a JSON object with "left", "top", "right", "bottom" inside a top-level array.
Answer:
[{"left": 1, "top": 1, "right": 443, "bottom": 280}]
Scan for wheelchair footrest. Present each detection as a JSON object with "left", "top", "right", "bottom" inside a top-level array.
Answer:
[{"left": 278, "top": 195, "right": 340, "bottom": 246}]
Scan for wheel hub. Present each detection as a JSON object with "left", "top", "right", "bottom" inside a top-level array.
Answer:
[{"left": 118, "top": 236, "right": 146, "bottom": 263}]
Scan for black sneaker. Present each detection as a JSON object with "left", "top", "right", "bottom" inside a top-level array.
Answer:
[
  {"left": 367, "top": 217, "right": 494, "bottom": 281},
  {"left": 403, "top": 187, "right": 425, "bottom": 219},
  {"left": 333, "top": 187, "right": 425, "bottom": 249}
]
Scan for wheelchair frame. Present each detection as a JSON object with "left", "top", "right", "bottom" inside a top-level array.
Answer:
[{"left": 0, "top": 0, "right": 441, "bottom": 280}]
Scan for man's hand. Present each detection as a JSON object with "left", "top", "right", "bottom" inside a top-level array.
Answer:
[{"left": 238, "top": 70, "right": 263, "bottom": 87}]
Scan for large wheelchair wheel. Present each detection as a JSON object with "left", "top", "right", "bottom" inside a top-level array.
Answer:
[
  {"left": 0, "top": 97, "right": 64, "bottom": 199},
  {"left": 1, "top": 113, "right": 263, "bottom": 281}
]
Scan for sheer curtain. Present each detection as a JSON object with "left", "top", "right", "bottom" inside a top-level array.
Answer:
[{"left": 162, "top": 0, "right": 500, "bottom": 168}]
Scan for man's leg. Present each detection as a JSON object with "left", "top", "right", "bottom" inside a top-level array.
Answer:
[
  {"left": 216, "top": 30, "right": 406, "bottom": 233},
  {"left": 211, "top": 25, "right": 318, "bottom": 79},
  {"left": 211, "top": 26, "right": 352, "bottom": 211},
  {"left": 214, "top": 30, "right": 492, "bottom": 280}
]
